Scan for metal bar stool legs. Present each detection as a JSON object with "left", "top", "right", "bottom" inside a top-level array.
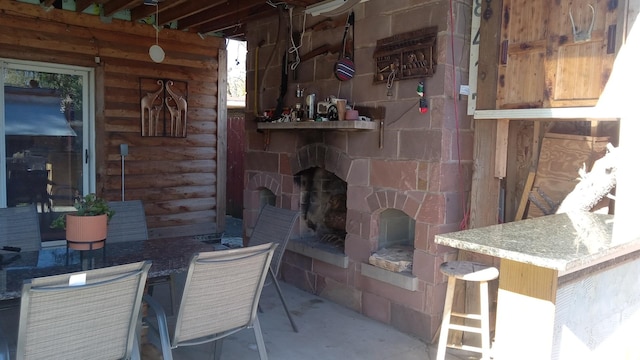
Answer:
[{"left": 436, "top": 261, "right": 499, "bottom": 360}]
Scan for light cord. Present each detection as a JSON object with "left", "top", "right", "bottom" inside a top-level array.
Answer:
[
  {"left": 155, "top": 3, "right": 159, "bottom": 45},
  {"left": 288, "top": 7, "right": 306, "bottom": 71}
]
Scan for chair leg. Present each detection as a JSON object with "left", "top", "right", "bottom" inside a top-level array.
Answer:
[
  {"left": 436, "top": 276, "right": 457, "bottom": 360},
  {"left": 479, "top": 280, "right": 491, "bottom": 360},
  {"left": 210, "top": 339, "right": 224, "bottom": 360},
  {"left": 168, "top": 274, "right": 178, "bottom": 316},
  {"left": 253, "top": 317, "right": 268, "bottom": 360},
  {"left": 269, "top": 268, "right": 298, "bottom": 332},
  {"left": 147, "top": 275, "right": 178, "bottom": 316},
  {"left": 0, "top": 324, "right": 9, "bottom": 360},
  {"left": 143, "top": 295, "right": 174, "bottom": 360}
]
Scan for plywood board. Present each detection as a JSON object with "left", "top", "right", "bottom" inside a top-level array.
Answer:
[
  {"left": 545, "top": 0, "right": 618, "bottom": 107},
  {"left": 527, "top": 133, "right": 609, "bottom": 218},
  {"left": 496, "top": 0, "right": 548, "bottom": 108}
]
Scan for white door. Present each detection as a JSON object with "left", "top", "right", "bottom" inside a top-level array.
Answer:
[{"left": 1, "top": 59, "right": 95, "bottom": 241}]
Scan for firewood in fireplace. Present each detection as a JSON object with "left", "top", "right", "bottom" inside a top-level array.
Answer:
[{"left": 324, "top": 193, "right": 347, "bottom": 230}]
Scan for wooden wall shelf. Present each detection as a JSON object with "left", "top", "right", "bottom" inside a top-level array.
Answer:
[
  {"left": 257, "top": 120, "right": 384, "bottom": 149},
  {"left": 257, "top": 120, "right": 379, "bottom": 131}
]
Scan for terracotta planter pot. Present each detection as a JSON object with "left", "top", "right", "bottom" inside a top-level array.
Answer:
[{"left": 66, "top": 214, "right": 108, "bottom": 250}]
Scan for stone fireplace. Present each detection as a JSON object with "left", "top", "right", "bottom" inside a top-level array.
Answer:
[
  {"left": 243, "top": 0, "right": 473, "bottom": 343},
  {"left": 297, "top": 167, "right": 347, "bottom": 252}
]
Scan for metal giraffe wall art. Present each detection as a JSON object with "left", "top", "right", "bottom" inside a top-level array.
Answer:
[{"left": 139, "top": 78, "right": 188, "bottom": 137}]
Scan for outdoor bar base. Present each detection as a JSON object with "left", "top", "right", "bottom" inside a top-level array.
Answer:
[{"left": 435, "top": 211, "right": 640, "bottom": 360}]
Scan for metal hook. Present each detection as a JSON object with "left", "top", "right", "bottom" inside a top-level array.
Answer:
[{"left": 569, "top": 4, "right": 595, "bottom": 42}]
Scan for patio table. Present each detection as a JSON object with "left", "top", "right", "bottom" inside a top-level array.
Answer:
[{"left": 0, "top": 237, "right": 216, "bottom": 300}]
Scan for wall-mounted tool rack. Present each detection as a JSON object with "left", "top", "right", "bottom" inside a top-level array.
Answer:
[{"left": 373, "top": 26, "right": 437, "bottom": 84}]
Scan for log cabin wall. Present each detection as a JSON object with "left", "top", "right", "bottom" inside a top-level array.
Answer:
[{"left": 0, "top": 1, "right": 224, "bottom": 239}]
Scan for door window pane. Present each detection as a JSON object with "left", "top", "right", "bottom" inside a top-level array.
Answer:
[{"left": 3, "top": 68, "right": 85, "bottom": 242}]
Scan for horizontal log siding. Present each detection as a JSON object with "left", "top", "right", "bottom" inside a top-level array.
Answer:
[{"left": 0, "top": 1, "right": 223, "bottom": 238}]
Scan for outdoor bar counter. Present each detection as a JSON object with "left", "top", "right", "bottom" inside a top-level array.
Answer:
[{"left": 435, "top": 211, "right": 640, "bottom": 360}]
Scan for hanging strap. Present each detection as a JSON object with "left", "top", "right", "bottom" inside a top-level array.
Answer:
[
  {"left": 335, "top": 12, "right": 356, "bottom": 81},
  {"left": 340, "top": 12, "right": 355, "bottom": 60}
]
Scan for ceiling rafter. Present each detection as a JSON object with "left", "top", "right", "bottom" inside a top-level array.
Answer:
[
  {"left": 156, "top": 0, "right": 228, "bottom": 26},
  {"left": 196, "top": 4, "right": 276, "bottom": 35},
  {"left": 102, "top": 0, "right": 138, "bottom": 17},
  {"left": 129, "top": 0, "right": 189, "bottom": 22},
  {"left": 21, "top": 0, "right": 327, "bottom": 40},
  {"left": 176, "top": 0, "right": 264, "bottom": 30}
]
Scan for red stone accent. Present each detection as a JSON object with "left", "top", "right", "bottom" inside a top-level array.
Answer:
[
  {"left": 346, "top": 186, "right": 373, "bottom": 213},
  {"left": 390, "top": 303, "right": 431, "bottom": 342},
  {"left": 404, "top": 191, "right": 425, "bottom": 219},
  {"left": 345, "top": 209, "right": 363, "bottom": 238},
  {"left": 418, "top": 193, "right": 445, "bottom": 224},
  {"left": 413, "top": 221, "right": 430, "bottom": 252},
  {"left": 313, "top": 260, "right": 349, "bottom": 284},
  {"left": 344, "top": 235, "right": 375, "bottom": 262},
  {"left": 355, "top": 272, "right": 424, "bottom": 311},
  {"left": 370, "top": 160, "right": 419, "bottom": 190},
  {"left": 362, "top": 291, "right": 391, "bottom": 324},
  {"left": 412, "top": 249, "right": 439, "bottom": 284}
]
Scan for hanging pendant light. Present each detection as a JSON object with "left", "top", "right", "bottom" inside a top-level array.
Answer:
[{"left": 149, "top": 2, "right": 165, "bottom": 63}]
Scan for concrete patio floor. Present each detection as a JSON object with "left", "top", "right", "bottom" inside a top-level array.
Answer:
[{"left": 146, "top": 277, "right": 478, "bottom": 360}]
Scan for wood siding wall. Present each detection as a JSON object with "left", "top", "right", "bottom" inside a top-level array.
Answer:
[{"left": 0, "top": 1, "right": 224, "bottom": 238}]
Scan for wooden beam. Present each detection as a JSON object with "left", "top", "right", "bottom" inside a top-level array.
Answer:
[
  {"left": 217, "top": 48, "right": 228, "bottom": 234},
  {"left": 470, "top": 0, "right": 503, "bottom": 228},
  {"left": 189, "top": 4, "right": 276, "bottom": 35},
  {"left": 177, "top": 0, "right": 263, "bottom": 30},
  {"left": 494, "top": 119, "right": 509, "bottom": 178},
  {"left": 129, "top": 0, "right": 188, "bottom": 22},
  {"left": 153, "top": 0, "right": 228, "bottom": 25},
  {"left": 75, "top": 0, "right": 94, "bottom": 12},
  {"left": 102, "top": 0, "right": 138, "bottom": 17}
]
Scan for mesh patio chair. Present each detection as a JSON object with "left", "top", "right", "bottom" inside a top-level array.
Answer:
[
  {"left": 0, "top": 204, "right": 41, "bottom": 254},
  {"left": 9, "top": 260, "right": 151, "bottom": 360},
  {"left": 108, "top": 200, "right": 177, "bottom": 314},
  {"left": 247, "top": 204, "right": 300, "bottom": 332},
  {"left": 144, "top": 242, "right": 277, "bottom": 360},
  {"left": 0, "top": 205, "right": 41, "bottom": 312}
]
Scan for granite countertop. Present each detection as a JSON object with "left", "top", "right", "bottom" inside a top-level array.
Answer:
[{"left": 435, "top": 212, "right": 640, "bottom": 273}]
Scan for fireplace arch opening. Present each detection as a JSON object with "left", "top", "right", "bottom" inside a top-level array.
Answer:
[
  {"left": 295, "top": 167, "right": 346, "bottom": 252},
  {"left": 369, "top": 209, "right": 415, "bottom": 273}
]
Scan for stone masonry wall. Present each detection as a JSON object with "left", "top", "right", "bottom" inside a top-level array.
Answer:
[{"left": 243, "top": 0, "right": 473, "bottom": 342}]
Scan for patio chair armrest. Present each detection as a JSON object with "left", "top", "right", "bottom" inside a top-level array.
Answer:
[{"left": 143, "top": 294, "right": 174, "bottom": 360}]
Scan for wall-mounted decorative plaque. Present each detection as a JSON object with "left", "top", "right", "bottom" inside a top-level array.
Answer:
[
  {"left": 373, "top": 26, "right": 438, "bottom": 84},
  {"left": 139, "top": 78, "right": 188, "bottom": 137}
]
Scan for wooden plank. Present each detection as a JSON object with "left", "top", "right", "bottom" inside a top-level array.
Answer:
[
  {"left": 257, "top": 120, "right": 379, "bottom": 130},
  {"left": 494, "top": 119, "right": 509, "bottom": 178},
  {"left": 493, "top": 259, "right": 558, "bottom": 359},
  {"left": 527, "top": 134, "right": 610, "bottom": 218},
  {"left": 461, "top": 0, "right": 505, "bottom": 347},
  {"left": 545, "top": 0, "right": 618, "bottom": 107},
  {"left": 514, "top": 168, "right": 536, "bottom": 220},
  {"left": 470, "top": 0, "right": 502, "bottom": 227},
  {"left": 496, "top": 0, "right": 548, "bottom": 109},
  {"left": 217, "top": 48, "right": 228, "bottom": 234},
  {"left": 508, "top": 121, "right": 541, "bottom": 221}
]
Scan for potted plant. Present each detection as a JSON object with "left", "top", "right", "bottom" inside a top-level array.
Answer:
[{"left": 51, "top": 193, "right": 115, "bottom": 250}]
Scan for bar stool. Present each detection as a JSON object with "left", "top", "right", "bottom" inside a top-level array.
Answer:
[{"left": 436, "top": 261, "right": 499, "bottom": 360}]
